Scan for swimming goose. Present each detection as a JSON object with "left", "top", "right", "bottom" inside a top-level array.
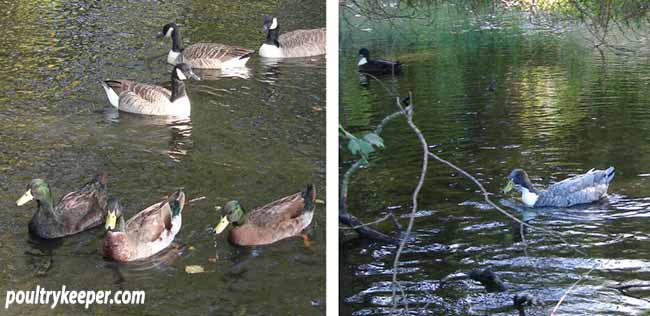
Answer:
[
  {"left": 502, "top": 167, "right": 615, "bottom": 207},
  {"left": 259, "top": 16, "right": 325, "bottom": 58},
  {"left": 357, "top": 48, "right": 401, "bottom": 75},
  {"left": 100, "top": 63, "right": 199, "bottom": 117},
  {"left": 158, "top": 23, "right": 254, "bottom": 69}
]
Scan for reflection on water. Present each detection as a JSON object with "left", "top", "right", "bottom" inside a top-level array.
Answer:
[
  {"left": 340, "top": 6, "right": 650, "bottom": 316},
  {"left": 0, "top": 0, "right": 325, "bottom": 315}
]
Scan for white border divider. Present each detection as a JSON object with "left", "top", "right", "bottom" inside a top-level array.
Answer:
[{"left": 326, "top": 0, "right": 339, "bottom": 314}]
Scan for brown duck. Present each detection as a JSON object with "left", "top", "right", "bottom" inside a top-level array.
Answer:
[
  {"left": 16, "top": 173, "right": 109, "bottom": 239},
  {"left": 103, "top": 190, "right": 185, "bottom": 262},
  {"left": 214, "top": 185, "right": 316, "bottom": 246}
]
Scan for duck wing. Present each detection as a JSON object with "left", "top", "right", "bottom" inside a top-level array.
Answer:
[
  {"left": 125, "top": 200, "right": 171, "bottom": 242},
  {"left": 540, "top": 167, "right": 615, "bottom": 206},
  {"left": 125, "top": 191, "right": 185, "bottom": 242},
  {"left": 56, "top": 174, "right": 108, "bottom": 231},
  {"left": 247, "top": 192, "right": 304, "bottom": 227},
  {"left": 247, "top": 185, "right": 316, "bottom": 227}
]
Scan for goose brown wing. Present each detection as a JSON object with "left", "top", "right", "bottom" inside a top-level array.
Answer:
[
  {"left": 278, "top": 28, "right": 326, "bottom": 56},
  {"left": 184, "top": 43, "right": 253, "bottom": 61}
]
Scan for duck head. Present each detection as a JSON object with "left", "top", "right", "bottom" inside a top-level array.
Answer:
[
  {"left": 105, "top": 198, "right": 126, "bottom": 232},
  {"left": 172, "top": 63, "right": 201, "bottom": 81},
  {"left": 358, "top": 48, "right": 370, "bottom": 66},
  {"left": 503, "top": 169, "right": 536, "bottom": 194},
  {"left": 16, "top": 179, "right": 52, "bottom": 207},
  {"left": 214, "top": 200, "right": 246, "bottom": 234}
]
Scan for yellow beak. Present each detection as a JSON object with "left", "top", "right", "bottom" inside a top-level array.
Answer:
[
  {"left": 502, "top": 179, "right": 514, "bottom": 194},
  {"left": 105, "top": 211, "right": 117, "bottom": 230},
  {"left": 214, "top": 216, "right": 230, "bottom": 234},
  {"left": 16, "top": 190, "right": 34, "bottom": 206}
]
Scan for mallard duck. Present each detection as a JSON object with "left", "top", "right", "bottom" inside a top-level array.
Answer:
[
  {"left": 214, "top": 184, "right": 316, "bottom": 246},
  {"left": 502, "top": 167, "right": 615, "bottom": 207},
  {"left": 157, "top": 23, "right": 254, "bottom": 69},
  {"left": 103, "top": 190, "right": 185, "bottom": 262},
  {"left": 357, "top": 48, "right": 401, "bottom": 75},
  {"left": 16, "top": 173, "right": 109, "bottom": 239},
  {"left": 100, "top": 63, "right": 200, "bottom": 117},
  {"left": 259, "top": 16, "right": 325, "bottom": 58}
]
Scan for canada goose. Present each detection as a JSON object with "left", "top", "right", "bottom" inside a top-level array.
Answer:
[
  {"left": 157, "top": 23, "right": 254, "bottom": 69},
  {"left": 502, "top": 167, "right": 615, "bottom": 207},
  {"left": 259, "top": 16, "right": 325, "bottom": 58},
  {"left": 100, "top": 63, "right": 200, "bottom": 117},
  {"left": 357, "top": 48, "right": 401, "bottom": 75}
]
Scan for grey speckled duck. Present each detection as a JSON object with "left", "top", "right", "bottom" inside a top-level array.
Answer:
[{"left": 502, "top": 167, "right": 615, "bottom": 207}]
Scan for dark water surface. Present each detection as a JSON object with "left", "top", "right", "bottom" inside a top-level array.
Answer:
[
  {"left": 340, "top": 6, "right": 650, "bottom": 316},
  {"left": 0, "top": 0, "right": 325, "bottom": 315}
]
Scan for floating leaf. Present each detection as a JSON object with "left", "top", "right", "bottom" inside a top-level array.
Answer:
[
  {"left": 363, "top": 133, "right": 384, "bottom": 148},
  {"left": 185, "top": 265, "right": 205, "bottom": 274}
]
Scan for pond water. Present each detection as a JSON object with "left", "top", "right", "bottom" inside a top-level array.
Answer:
[
  {"left": 340, "top": 5, "right": 650, "bottom": 316},
  {"left": 0, "top": 0, "right": 325, "bottom": 315}
]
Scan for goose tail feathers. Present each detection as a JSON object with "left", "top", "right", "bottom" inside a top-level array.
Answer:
[{"left": 605, "top": 166, "right": 615, "bottom": 184}]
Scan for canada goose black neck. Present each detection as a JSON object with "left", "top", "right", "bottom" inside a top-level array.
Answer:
[
  {"left": 264, "top": 27, "right": 280, "bottom": 47},
  {"left": 171, "top": 27, "right": 183, "bottom": 52},
  {"left": 170, "top": 76, "right": 187, "bottom": 102}
]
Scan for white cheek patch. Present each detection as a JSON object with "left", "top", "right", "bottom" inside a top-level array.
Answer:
[
  {"left": 357, "top": 57, "right": 367, "bottom": 66},
  {"left": 165, "top": 27, "right": 174, "bottom": 37},
  {"left": 176, "top": 68, "right": 187, "bottom": 80},
  {"left": 270, "top": 18, "right": 278, "bottom": 30}
]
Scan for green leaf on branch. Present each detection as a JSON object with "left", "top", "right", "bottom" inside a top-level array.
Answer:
[
  {"left": 363, "top": 133, "right": 384, "bottom": 148},
  {"left": 347, "top": 137, "right": 362, "bottom": 155},
  {"left": 340, "top": 125, "right": 385, "bottom": 163}
]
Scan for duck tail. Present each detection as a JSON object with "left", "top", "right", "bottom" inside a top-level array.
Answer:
[
  {"left": 301, "top": 184, "right": 317, "bottom": 213},
  {"left": 605, "top": 166, "right": 615, "bottom": 184}
]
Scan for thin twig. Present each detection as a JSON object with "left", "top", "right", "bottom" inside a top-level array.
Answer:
[
  {"left": 391, "top": 93, "right": 428, "bottom": 314},
  {"left": 550, "top": 264, "right": 597, "bottom": 315}
]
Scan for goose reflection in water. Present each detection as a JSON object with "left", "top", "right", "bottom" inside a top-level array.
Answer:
[{"left": 101, "top": 108, "right": 193, "bottom": 162}]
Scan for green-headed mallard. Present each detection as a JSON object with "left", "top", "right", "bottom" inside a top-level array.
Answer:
[
  {"left": 103, "top": 190, "right": 185, "bottom": 262},
  {"left": 214, "top": 184, "right": 316, "bottom": 246},
  {"left": 502, "top": 167, "right": 615, "bottom": 207},
  {"left": 16, "top": 173, "right": 108, "bottom": 239}
]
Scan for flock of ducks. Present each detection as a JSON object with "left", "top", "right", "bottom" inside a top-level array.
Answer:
[{"left": 16, "top": 16, "right": 325, "bottom": 262}]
